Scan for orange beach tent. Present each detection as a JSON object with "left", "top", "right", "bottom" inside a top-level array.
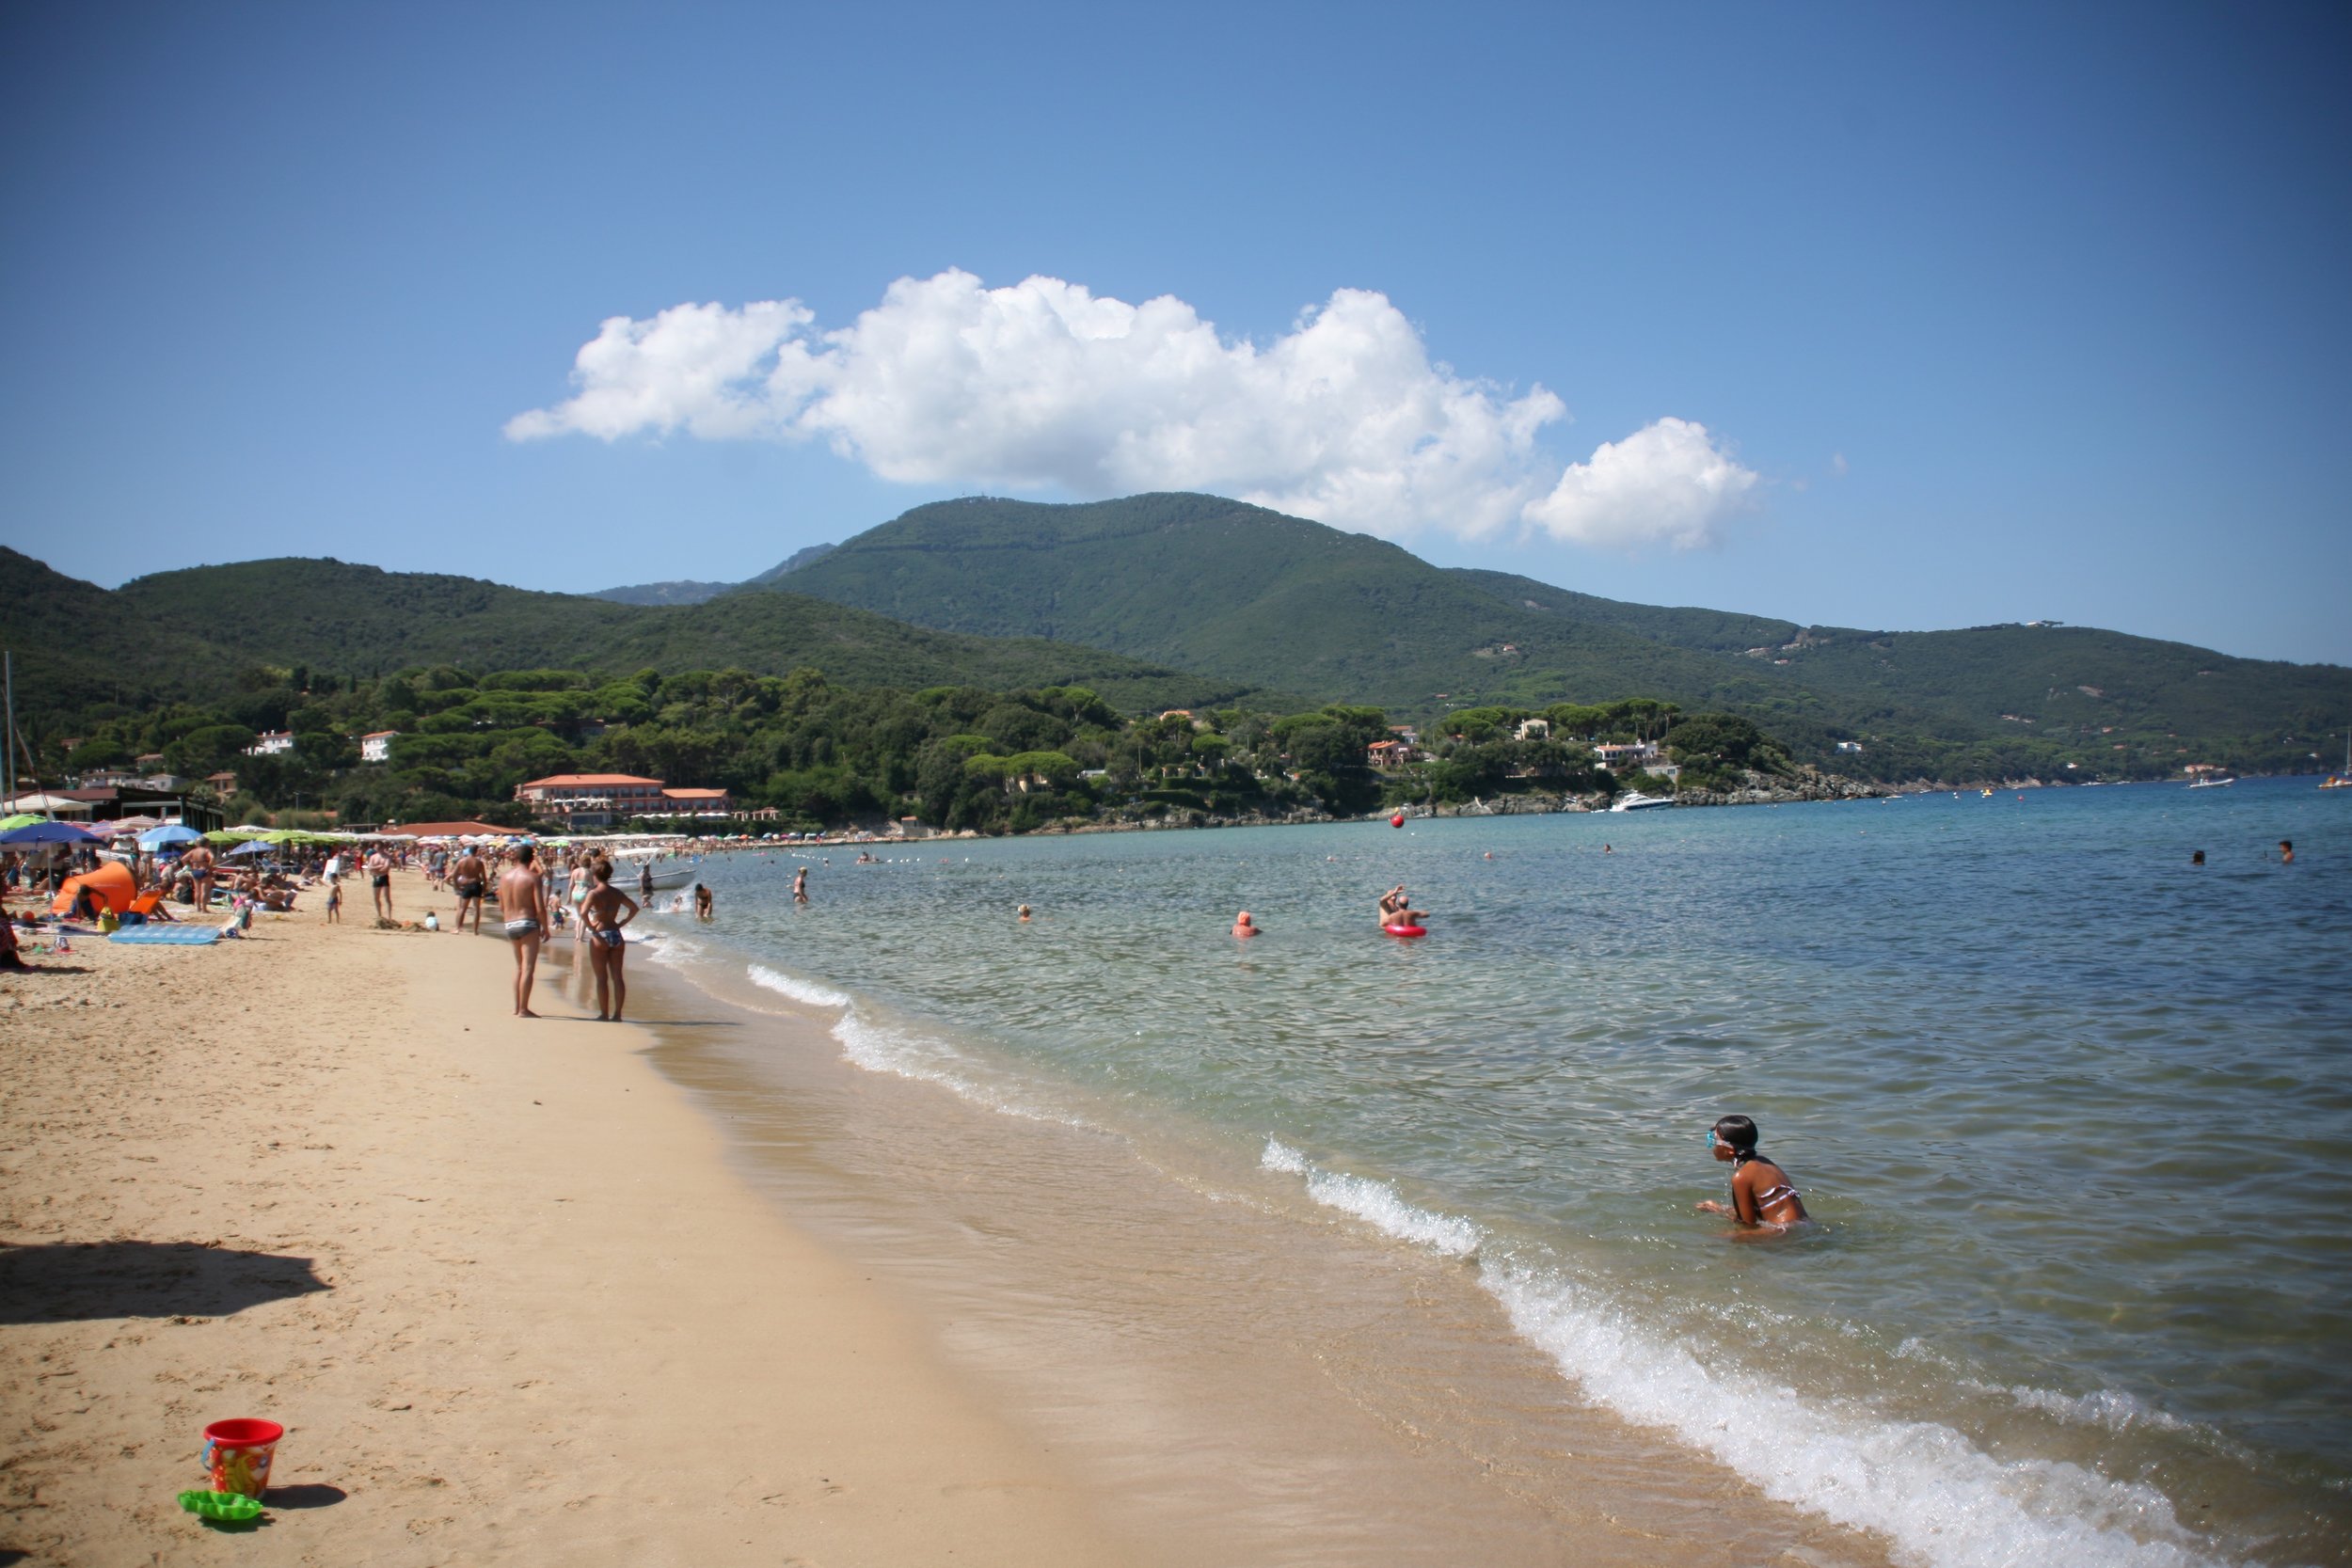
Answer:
[{"left": 53, "top": 861, "right": 135, "bottom": 916}]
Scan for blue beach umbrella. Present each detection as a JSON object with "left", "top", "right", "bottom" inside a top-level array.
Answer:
[
  {"left": 226, "top": 839, "right": 278, "bottom": 858},
  {"left": 138, "top": 823, "right": 205, "bottom": 850},
  {"left": 0, "top": 820, "right": 102, "bottom": 846}
]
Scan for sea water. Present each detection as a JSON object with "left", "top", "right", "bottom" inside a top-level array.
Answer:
[{"left": 645, "top": 778, "right": 2350, "bottom": 1567}]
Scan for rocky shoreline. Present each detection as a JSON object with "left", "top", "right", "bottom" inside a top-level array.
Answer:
[{"left": 1004, "top": 767, "right": 1889, "bottom": 836}]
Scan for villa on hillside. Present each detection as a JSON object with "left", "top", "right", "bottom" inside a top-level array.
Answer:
[
  {"left": 360, "top": 730, "right": 400, "bottom": 763},
  {"left": 515, "top": 773, "right": 731, "bottom": 828}
]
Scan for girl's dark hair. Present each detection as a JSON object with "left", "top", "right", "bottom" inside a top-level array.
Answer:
[
  {"left": 1712, "top": 1115, "right": 1759, "bottom": 1154},
  {"left": 591, "top": 858, "right": 613, "bottom": 883}
]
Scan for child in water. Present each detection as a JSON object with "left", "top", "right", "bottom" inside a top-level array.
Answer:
[{"left": 1695, "top": 1115, "right": 1810, "bottom": 1229}]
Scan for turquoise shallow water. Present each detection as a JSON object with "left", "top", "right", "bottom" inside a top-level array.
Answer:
[{"left": 653, "top": 779, "right": 2350, "bottom": 1567}]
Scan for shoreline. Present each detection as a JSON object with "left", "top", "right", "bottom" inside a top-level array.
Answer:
[
  {"left": 0, "top": 871, "right": 1129, "bottom": 1566},
  {"left": 614, "top": 900, "right": 1902, "bottom": 1568}
]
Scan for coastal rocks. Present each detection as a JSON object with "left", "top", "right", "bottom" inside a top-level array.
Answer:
[{"left": 1669, "top": 769, "right": 1887, "bottom": 807}]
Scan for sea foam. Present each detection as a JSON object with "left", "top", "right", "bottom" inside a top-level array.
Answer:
[
  {"left": 1261, "top": 1140, "right": 2227, "bottom": 1568},
  {"left": 746, "top": 963, "right": 850, "bottom": 1010}
]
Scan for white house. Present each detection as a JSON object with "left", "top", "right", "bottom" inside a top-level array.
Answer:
[
  {"left": 360, "top": 730, "right": 400, "bottom": 763},
  {"left": 246, "top": 731, "right": 295, "bottom": 756}
]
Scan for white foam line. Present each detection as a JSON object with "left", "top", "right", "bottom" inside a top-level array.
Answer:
[
  {"left": 1260, "top": 1139, "right": 2228, "bottom": 1568},
  {"left": 746, "top": 962, "right": 850, "bottom": 1010},
  {"left": 1974, "top": 1381, "right": 2198, "bottom": 1438}
]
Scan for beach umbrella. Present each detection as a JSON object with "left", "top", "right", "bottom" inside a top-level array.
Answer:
[
  {"left": 0, "top": 820, "right": 103, "bottom": 846},
  {"left": 226, "top": 839, "right": 277, "bottom": 858},
  {"left": 0, "top": 813, "right": 40, "bottom": 832},
  {"left": 138, "top": 823, "right": 206, "bottom": 850}
]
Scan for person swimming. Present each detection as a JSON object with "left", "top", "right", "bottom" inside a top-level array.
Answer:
[
  {"left": 1694, "top": 1115, "right": 1810, "bottom": 1228},
  {"left": 1232, "top": 910, "right": 1258, "bottom": 938}
]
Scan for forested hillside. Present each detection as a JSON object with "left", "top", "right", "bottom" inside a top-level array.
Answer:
[
  {"left": 771, "top": 495, "right": 2351, "bottom": 780},
  {"left": 1, "top": 548, "right": 1263, "bottom": 725}
]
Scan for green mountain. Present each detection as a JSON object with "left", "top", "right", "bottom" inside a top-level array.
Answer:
[
  {"left": 768, "top": 492, "right": 1761, "bottom": 708},
  {"left": 0, "top": 547, "right": 1268, "bottom": 725},
  {"left": 766, "top": 494, "right": 2351, "bottom": 777},
  {"left": 589, "top": 577, "right": 736, "bottom": 606}
]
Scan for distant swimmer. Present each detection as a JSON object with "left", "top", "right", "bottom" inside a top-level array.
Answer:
[
  {"left": 1695, "top": 1115, "right": 1810, "bottom": 1230},
  {"left": 793, "top": 866, "right": 810, "bottom": 904},
  {"left": 1232, "top": 911, "right": 1258, "bottom": 939},
  {"left": 1377, "top": 884, "right": 1430, "bottom": 930},
  {"left": 2280, "top": 839, "right": 2295, "bottom": 864},
  {"left": 1603, "top": 844, "right": 1613, "bottom": 854},
  {"left": 2191, "top": 850, "right": 2205, "bottom": 865},
  {"left": 1018, "top": 904, "right": 1032, "bottom": 923}
]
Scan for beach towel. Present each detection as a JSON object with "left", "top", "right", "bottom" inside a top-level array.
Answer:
[{"left": 107, "top": 925, "right": 226, "bottom": 946}]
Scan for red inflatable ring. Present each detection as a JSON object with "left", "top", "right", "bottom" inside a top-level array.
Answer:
[{"left": 1383, "top": 924, "right": 1427, "bottom": 938}]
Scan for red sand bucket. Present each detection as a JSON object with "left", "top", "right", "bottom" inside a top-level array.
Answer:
[{"left": 199, "top": 1418, "right": 283, "bottom": 1496}]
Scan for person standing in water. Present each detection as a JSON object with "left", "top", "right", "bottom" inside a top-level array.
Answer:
[
  {"left": 2280, "top": 839, "right": 2295, "bottom": 864},
  {"left": 693, "top": 882, "right": 713, "bottom": 920},
  {"left": 1695, "top": 1115, "right": 1810, "bottom": 1229},
  {"left": 580, "top": 857, "right": 641, "bottom": 1022},
  {"left": 498, "top": 844, "right": 549, "bottom": 1018},
  {"left": 1231, "top": 910, "right": 1259, "bottom": 938},
  {"left": 793, "top": 865, "right": 810, "bottom": 905}
]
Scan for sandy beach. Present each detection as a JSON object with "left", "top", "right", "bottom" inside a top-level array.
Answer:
[
  {"left": 3, "top": 863, "right": 1911, "bottom": 1568},
  {"left": 0, "top": 872, "right": 1124, "bottom": 1567}
]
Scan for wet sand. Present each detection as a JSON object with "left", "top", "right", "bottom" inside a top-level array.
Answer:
[{"left": 619, "top": 911, "right": 1899, "bottom": 1568}]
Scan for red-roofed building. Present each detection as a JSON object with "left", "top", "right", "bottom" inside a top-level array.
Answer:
[
  {"left": 659, "top": 787, "right": 734, "bottom": 816},
  {"left": 516, "top": 772, "right": 667, "bottom": 827}
]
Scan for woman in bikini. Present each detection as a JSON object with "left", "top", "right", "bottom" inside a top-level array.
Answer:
[
  {"left": 1695, "top": 1115, "right": 1810, "bottom": 1230},
  {"left": 579, "top": 857, "right": 641, "bottom": 1022}
]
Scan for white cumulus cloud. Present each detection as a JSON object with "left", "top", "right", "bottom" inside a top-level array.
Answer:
[
  {"left": 1522, "top": 417, "right": 1759, "bottom": 551},
  {"left": 508, "top": 270, "right": 1760, "bottom": 550}
]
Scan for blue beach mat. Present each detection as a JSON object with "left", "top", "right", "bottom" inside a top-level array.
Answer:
[{"left": 107, "top": 925, "right": 227, "bottom": 946}]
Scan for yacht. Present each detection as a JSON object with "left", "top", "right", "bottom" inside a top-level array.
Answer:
[{"left": 1610, "top": 790, "right": 1676, "bottom": 812}]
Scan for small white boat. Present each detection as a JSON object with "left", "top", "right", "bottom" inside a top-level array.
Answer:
[
  {"left": 2186, "top": 776, "right": 2234, "bottom": 789},
  {"left": 1611, "top": 791, "right": 1676, "bottom": 812}
]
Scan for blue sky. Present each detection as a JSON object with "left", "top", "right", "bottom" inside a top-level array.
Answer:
[{"left": 4, "top": 2, "right": 2346, "bottom": 664}]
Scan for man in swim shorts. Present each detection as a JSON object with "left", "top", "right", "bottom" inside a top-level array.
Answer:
[
  {"left": 451, "top": 847, "right": 488, "bottom": 934},
  {"left": 497, "top": 844, "right": 549, "bottom": 1018},
  {"left": 365, "top": 847, "right": 393, "bottom": 920}
]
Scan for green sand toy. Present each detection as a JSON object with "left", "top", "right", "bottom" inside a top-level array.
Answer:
[{"left": 179, "top": 1490, "right": 266, "bottom": 1522}]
